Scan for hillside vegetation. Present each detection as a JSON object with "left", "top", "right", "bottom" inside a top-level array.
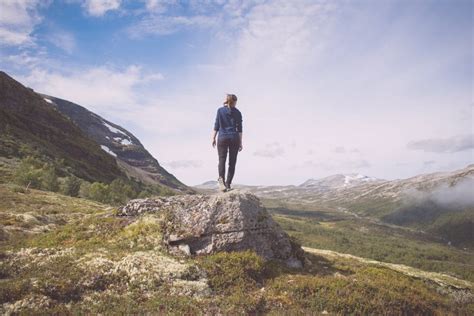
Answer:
[
  {"left": 265, "top": 199, "right": 474, "bottom": 283},
  {"left": 0, "top": 72, "right": 123, "bottom": 183},
  {"left": 0, "top": 185, "right": 472, "bottom": 314}
]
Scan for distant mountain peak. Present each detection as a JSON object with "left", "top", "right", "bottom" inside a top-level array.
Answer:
[
  {"left": 194, "top": 180, "right": 218, "bottom": 189},
  {"left": 300, "top": 173, "right": 382, "bottom": 188}
]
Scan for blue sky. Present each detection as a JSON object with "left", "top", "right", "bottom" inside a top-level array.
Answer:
[{"left": 0, "top": 0, "right": 472, "bottom": 186}]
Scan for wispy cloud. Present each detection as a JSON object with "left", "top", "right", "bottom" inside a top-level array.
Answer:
[
  {"left": 291, "top": 159, "right": 371, "bottom": 171},
  {"left": 165, "top": 160, "right": 203, "bottom": 169},
  {"left": 407, "top": 134, "right": 474, "bottom": 153},
  {"left": 253, "top": 142, "right": 285, "bottom": 158},
  {"left": 48, "top": 30, "right": 76, "bottom": 54},
  {"left": 333, "top": 146, "right": 346, "bottom": 153},
  {"left": 18, "top": 65, "right": 165, "bottom": 113},
  {"left": 127, "top": 14, "right": 218, "bottom": 37},
  {"left": 0, "top": 0, "right": 46, "bottom": 46},
  {"left": 5, "top": 50, "right": 45, "bottom": 68},
  {"left": 82, "top": 0, "right": 121, "bottom": 17},
  {"left": 423, "top": 160, "right": 436, "bottom": 166},
  {"left": 143, "top": 0, "right": 177, "bottom": 13}
]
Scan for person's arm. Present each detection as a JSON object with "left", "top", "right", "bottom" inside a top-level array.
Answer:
[
  {"left": 237, "top": 111, "right": 243, "bottom": 151},
  {"left": 238, "top": 132, "right": 243, "bottom": 151},
  {"left": 212, "top": 130, "right": 218, "bottom": 148},
  {"left": 212, "top": 110, "right": 219, "bottom": 147}
]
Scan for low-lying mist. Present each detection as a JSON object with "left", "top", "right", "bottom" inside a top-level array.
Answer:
[
  {"left": 402, "top": 177, "right": 474, "bottom": 208},
  {"left": 383, "top": 177, "right": 474, "bottom": 227}
]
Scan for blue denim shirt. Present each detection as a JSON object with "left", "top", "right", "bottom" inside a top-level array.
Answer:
[{"left": 214, "top": 106, "right": 242, "bottom": 140}]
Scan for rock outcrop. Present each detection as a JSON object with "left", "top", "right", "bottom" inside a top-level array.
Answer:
[{"left": 118, "top": 191, "right": 304, "bottom": 268}]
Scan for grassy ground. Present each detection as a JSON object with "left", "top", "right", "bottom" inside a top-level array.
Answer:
[
  {"left": 0, "top": 184, "right": 473, "bottom": 314},
  {"left": 267, "top": 203, "right": 474, "bottom": 283}
]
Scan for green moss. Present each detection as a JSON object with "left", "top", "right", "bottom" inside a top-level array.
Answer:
[
  {"left": 198, "top": 250, "right": 264, "bottom": 293},
  {"left": 114, "top": 215, "right": 163, "bottom": 251}
]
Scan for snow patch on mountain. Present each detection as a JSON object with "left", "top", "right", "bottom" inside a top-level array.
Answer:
[
  {"left": 300, "top": 173, "right": 381, "bottom": 189},
  {"left": 103, "top": 120, "right": 127, "bottom": 137},
  {"left": 43, "top": 98, "right": 54, "bottom": 104},
  {"left": 343, "top": 174, "right": 379, "bottom": 186},
  {"left": 100, "top": 145, "right": 117, "bottom": 157},
  {"left": 113, "top": 136, "right": 132, "bottom": 146}
]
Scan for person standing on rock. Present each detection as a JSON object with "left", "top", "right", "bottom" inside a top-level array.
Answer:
[{"left": 212, "top": 94, "right": 243, "bottom": 192}]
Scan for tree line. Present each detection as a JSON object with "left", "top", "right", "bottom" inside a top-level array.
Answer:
[{"left": 13, "top": 156, "right": 172, "bottom": 204}]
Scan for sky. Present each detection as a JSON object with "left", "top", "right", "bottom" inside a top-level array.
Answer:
[{"left": 0, "top": 0, "right": 472, "bottom": 186}]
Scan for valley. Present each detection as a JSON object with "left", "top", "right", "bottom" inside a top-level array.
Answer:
[{"left": 265, "top": 200, "right": 474, "bottom": 283}]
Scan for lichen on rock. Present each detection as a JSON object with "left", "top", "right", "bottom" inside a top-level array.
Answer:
[{"left": 118, "top": 191, "right": 304, "bottom": 268}]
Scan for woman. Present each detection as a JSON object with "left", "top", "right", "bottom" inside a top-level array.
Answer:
[{"left": 212, "top": 94, "right": 243, "bottom": 192}]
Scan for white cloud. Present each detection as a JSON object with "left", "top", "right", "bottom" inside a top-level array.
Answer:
[
  {"left": 48, "top": 30, "right": 76, "bottom": 53},
  {"left": 18, "top": 65, "right": 165, "bottom": 113},
  {"left": 142, "top": 72, "right": 165, "bottom": 82},
  {"left": 165, "top": 160, "right": 203, "bottom": 169},
  {"left": 333, "top": 146, "right": 346, "bottom": 153},
  {"left": 292, "top": 159, "right": 371, "bottom": 172},
  {"left": 407, "top": 134, "right": 474, "bottom": 153},
  {"left": 0, "top": 0, "right": 46, "bottom": 46},
  {"left": 253, "top": 142, "right": 285, "bottom": 158},
  {"left": 82, "top": 0, "right": 121, "bottom": 17},
  {"left": 423, "top": 160, "right": 435, "bottom": 166},
  {"left": 231, "top": 1, "right": 336, "bottom": 70},
  {"left": 5, "top": 50, "right": 43, "bottom": 67},
  {"left": 127, "top": 14, "right": 218, "bottom": 37},
  {"left": 143, "top": 0, "right": 176, "bottom": 12}
]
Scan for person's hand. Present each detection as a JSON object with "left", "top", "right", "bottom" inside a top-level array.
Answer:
[
  {"left": 212, "top": 139, "right": 216, "bottom": 148},
  {"left": 239, "top": 143, "right": 243, "bottom": 152}
]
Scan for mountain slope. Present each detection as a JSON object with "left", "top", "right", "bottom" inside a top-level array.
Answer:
[
  {"left": 0, "top": 71, "right": 123, "bottom": 183},
  {"left": 40, "top": 94, "right": 189, "bottom": 192}
]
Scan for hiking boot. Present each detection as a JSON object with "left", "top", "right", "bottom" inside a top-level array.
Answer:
[
  {"left": 225, "top": 182, "right": 233, "bottom": 191},
  {"left": 218, "top": 177, "right": 227, "bottom": 192}
]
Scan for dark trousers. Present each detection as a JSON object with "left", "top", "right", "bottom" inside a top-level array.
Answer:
[{"left": 217, "top": 136, "right": 240, "bottom": 186}]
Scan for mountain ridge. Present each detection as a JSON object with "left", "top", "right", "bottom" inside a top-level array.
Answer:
[
  {"left": 40, "top": 94, "right": 190, "bottom": 192},
  {"left": 0, "top": 71, "right": 123, "bottom": 183}
]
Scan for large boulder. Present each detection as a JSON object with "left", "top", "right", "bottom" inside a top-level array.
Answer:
[{"left": 118, "top": 191, "right": 304, "bottom": 268}]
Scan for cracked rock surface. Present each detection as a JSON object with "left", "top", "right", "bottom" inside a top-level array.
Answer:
[{"left": 119, "top": 191, "right": 303, "bottom": 267}]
